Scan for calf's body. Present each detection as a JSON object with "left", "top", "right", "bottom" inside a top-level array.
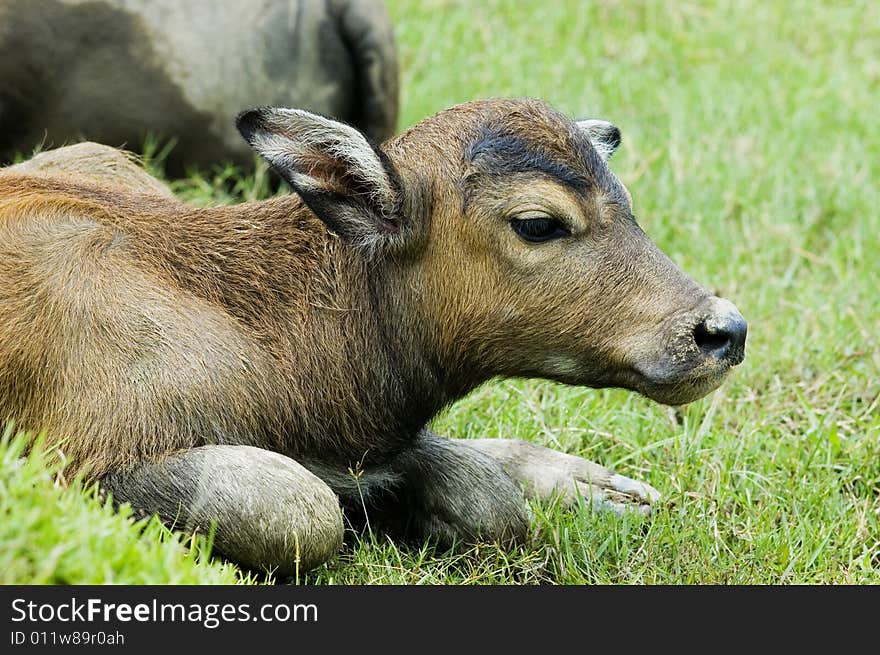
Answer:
[{"left": 0, "top": 100, "right": 746, "bottom": 574}]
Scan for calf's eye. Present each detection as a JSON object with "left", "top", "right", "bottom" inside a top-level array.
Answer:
[{"left": 510, "top": 217, "right": 570, "bottom": 243}]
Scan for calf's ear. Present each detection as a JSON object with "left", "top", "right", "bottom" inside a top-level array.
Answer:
[
  {"left": 576, "top": 119, "right": 622, "bottom": 161},
  {"left": 237, "top": 107, "right": 400, "bottom": 250}
]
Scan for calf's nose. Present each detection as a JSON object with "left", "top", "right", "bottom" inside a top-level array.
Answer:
[{"left": 692, "top": 298, "right": 747, "bottom": 365}]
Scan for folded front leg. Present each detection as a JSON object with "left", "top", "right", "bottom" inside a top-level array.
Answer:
[
  {"left": 384, "top": 431, "right": 530, "bottom": 547},
  {"left": 461, "top": 439, "right": 661, "bottom": 515},
  {"left": 100, "top": 445, "right": 344, "bottom": 575}
]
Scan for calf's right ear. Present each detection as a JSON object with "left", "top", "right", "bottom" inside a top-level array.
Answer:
[
  {"left": 236, "top": 107, "right": 401, "bottom": 251},
  {"left": 576, "top": 119, "right": 622, "bottom": 161}
]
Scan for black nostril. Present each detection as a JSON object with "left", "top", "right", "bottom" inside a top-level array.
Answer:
[
  {"left": 693, "top": 313, "right": 748, "bottom": 364},
  {"left": 694, "top": 322, "right": 730, "bottom": 355}
]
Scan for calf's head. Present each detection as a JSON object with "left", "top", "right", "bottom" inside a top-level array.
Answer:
[{"left": 237, "top": 98, "right": 746, "bottom": 405}]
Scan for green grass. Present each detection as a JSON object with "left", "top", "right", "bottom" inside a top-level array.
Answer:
[
  {"left": 2, "top": 0, "right": 878, "bottom": 584},
  {"left": 0, "top": 426, "right": 248, "bottom": 584}
]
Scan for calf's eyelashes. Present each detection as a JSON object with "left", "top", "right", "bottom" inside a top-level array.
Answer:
[{"left": 510, "top": 215, "right": 571, "bottom": 243}]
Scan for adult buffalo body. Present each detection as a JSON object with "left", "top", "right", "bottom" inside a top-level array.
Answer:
[
  {"left": 0, "top": 0, "right": 398, "bottom": 174},
  {"left": 0, "top": 98, "right": 746, "bottom": 575}
]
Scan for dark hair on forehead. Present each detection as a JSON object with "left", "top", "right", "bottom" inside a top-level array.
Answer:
[
  {"left": 462, "top": 113, "right": 626, "bottom": 207},
  {"left": 466, "top": 127, "right": 589, "bottom": 189}
]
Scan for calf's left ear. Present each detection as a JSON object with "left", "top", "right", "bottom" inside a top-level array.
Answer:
[
  {"left": 576, "top": 119, "right": 622, "bottom": 161},
  {"left": 236, "top": 107, "right": 400, "bottom": 250}
]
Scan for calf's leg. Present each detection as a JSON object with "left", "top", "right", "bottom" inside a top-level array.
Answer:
[
  {"left": 100, "top": 445, "right": 344, "bottom": 576},
  {"left": 371, "top": 430, "right": 530, "bottom": 547},
  {"left": 461, "top": 439, "right": 661, "bottom": 515}
]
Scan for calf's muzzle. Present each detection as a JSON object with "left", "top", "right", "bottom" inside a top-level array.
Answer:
[{"left": 692, "top": 297, "right": 747, "bottom": 365}]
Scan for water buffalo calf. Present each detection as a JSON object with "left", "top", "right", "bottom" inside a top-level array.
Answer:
[
  {"left": 0, "top": 98, "right": 747, "bottom": 575},
  {"left": 0, "top": 0, "right": 398, "bottom": 175}
]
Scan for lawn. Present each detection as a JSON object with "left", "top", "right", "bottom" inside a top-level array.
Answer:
[{"left": 2, "top": 0, "right": 877, "bottom": 584}]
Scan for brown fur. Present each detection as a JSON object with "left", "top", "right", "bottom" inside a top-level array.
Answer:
[{"left": 0, "top": 172, "right": 417, "bottom": 477}]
